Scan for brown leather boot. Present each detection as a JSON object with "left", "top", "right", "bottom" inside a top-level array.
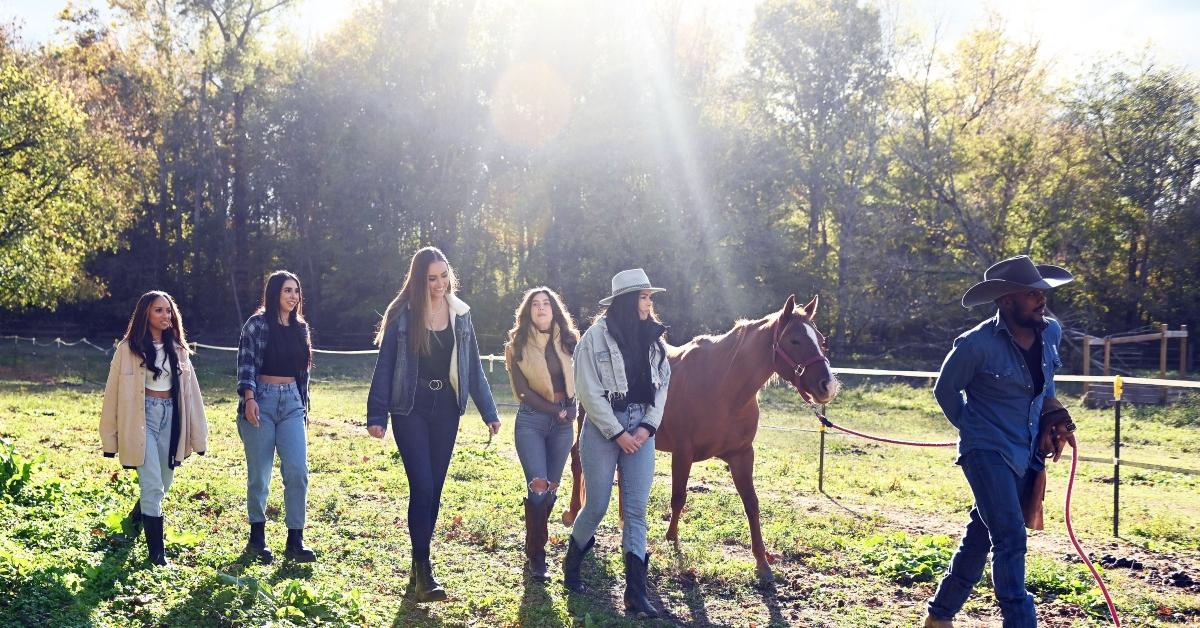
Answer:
[
  {"left": 524, "top": 497, "right": 553, "bottom": 582},
  {"left": 922, "top": 614, "right": 955, "bottom": 628}
]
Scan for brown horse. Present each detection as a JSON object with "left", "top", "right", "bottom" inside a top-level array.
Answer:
[{"left": 562, "top": 295, "right": 838, "bottom": 583}]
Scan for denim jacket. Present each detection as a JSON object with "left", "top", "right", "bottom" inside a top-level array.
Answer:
[
  {"left": 933, "top": 313, "right": 1064, "bottom": 476},
  {"left": 574, "top": 316, "right": 671, "bottom": 440},
  {"left": 366, "top": 293, "right": 500, "bottom": 430},
  {"left": 237, "top": 313, "right": 310, "bottom": 418}
]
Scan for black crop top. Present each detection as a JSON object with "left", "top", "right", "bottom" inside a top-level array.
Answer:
[{"left": 261, "top": 321, "right": 307, "bottom": 378}]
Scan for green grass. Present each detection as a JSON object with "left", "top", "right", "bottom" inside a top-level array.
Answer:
[{"left": 0, "top": 343, "right": 1197, "bottom": 626}]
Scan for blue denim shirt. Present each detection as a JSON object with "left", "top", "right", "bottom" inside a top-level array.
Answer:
[
  {"left": 366, "top": 294, "right": 499, "bottom": 430},
  {"left": 933, "top": 313, "right": 1064, "bottom": 476}
]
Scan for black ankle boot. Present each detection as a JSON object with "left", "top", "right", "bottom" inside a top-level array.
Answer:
[
  {"left": 409, "top": 558, "right": 447, "bottom": 602},
  {"left": 563, "top": 535, "right": 594, "bottom": 593},
  {"left": 244, "top": 522, "right": 274, "bottom": 564},
  {"left": 142, "top": 515, "right": 169, "bottom": 567},
  {"left": 623, "top": 551, "right": 658, "bottom": 618},
  {"left": 284, "top": 528, "right": 316, "bottom": 562}
]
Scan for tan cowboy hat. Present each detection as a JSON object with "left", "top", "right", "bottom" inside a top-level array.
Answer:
[
  {"left": 598, "top": 268, "right": 666, "bottom": 306},
  {"left": 961, "top": 255, "right": 1073, "bottom": 308}
]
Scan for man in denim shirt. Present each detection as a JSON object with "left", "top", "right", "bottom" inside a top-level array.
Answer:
[{"left": 924, "top": 256, "right": 1078, "bottom": 628}]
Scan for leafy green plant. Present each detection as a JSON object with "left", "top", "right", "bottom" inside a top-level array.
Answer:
[
  {"left": 859, "top": 532, "right": 954, "bottom": 584},
  {"left": 0, "top": 438, "right": 35, "bottom": 500},
  {"left": 217, "top": 574, "right": 365, "bottom": 624},
  {"left": 0, "top": 438, "right": 62, "bottom": 506}
]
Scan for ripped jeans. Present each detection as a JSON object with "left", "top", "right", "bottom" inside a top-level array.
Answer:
[{"left": 513, "top": 403, "right": 574, "bottom": 504}]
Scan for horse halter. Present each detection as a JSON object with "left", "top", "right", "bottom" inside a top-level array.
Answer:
[{"left": 771, "top": 313, "right": 829, "bottom": 400}]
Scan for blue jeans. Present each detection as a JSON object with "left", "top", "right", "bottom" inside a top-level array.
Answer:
[
  {"left": 513, "top": 404, "right": 574, "bottom": 504},
  {"left": 570, "top": 404, "right": 656, "bottom": 559},
  {"left": 391, "top": 384, "right": 461, "bottom": 561},
  {"left": 238, "top": 382, "right": 309, "bottom": 530},
  {"left": 929, "top": 449, "right": 1037, "bottom": 627},
  {"left": 138, "top": 397, "right": 175, "bottom": 517}
]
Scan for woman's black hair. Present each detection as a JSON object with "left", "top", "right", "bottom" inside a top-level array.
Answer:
[
  {"left": 257, "top": 270, "right": 312, "bottom": 369},
  {"left": 601, "top": 291, "right": 666, "bottom": 369},
  {"left": 121, "top": 290, "right": 188, "bottom": 382}
]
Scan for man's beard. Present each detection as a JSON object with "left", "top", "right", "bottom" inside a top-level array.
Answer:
[{"left": 1010, "top": 307, "right": 1043, "bottom": 329}]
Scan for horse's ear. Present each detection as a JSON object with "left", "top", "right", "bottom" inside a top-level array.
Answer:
[
  {"left": 803, "top": 295, "right": 819, "bottom": 319},
  {"left": 782, "top": 294, "right": 796, "bottom": 319}
]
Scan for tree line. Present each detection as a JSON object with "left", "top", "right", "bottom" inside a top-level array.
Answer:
[{"left": 2, "top": 0, "right": 1198, "bottom": 361}]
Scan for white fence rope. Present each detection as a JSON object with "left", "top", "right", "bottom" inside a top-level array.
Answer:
[{"left": 4, "top": 334, "right": 1198, "bottom": 388}]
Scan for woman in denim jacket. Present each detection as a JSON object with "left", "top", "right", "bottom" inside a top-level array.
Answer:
[
  {"left": 563, "top": 269, "right": 670, "bottom": 619},
  {"left": 236, "top": 270, "right": 316, "bottom": 564},
  {"left": 503, "top": 287, "right": 581, "bottom": 582},
  {"left": 366, "top": 246, "right": 501, "bottom": 602}
]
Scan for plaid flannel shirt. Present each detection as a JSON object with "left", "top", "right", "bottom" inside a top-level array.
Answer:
[{"left": 237, "top": 313, "right": 310, "bottom": 416}]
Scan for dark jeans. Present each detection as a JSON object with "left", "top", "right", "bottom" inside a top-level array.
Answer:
[
  {"left": 391, "top": 384, "right": 461, "bottom": 561},
  {"left": 928, "top": 449, "right": 1038, "bottom": 627}
]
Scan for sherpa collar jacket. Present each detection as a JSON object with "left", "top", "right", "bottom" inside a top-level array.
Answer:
[{"left": 100, "top": 341, "right": 209, "bottom": 468}]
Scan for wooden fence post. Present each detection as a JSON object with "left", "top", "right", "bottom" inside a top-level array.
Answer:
[
  {"left": 1161, "top": 324, "right": 1170, "bottom": 403},
  {"left": 1181, "top": 325, "right": 1189, "bottom": 377},
  {"left": 1104, "top": 337, "right": 1112, "bottom": 378},
  {"left": 1083, "top": 336, "right": 1092, "bottom": 399}
]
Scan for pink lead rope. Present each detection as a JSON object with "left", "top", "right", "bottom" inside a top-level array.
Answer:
[{"left": 799, "top": 400, "right": 1120, "bottom": 625}]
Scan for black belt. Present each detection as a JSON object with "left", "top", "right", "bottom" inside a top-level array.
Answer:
[{"left": 418, "top": 378, "right": 447, "bottom": 391}]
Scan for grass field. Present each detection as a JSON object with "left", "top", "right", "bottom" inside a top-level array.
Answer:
[{"left": 0, "top": 341, "right": 1197, "bottom": 627}]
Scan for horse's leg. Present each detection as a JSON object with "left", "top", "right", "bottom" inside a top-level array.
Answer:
[
  {"left": 665, "top": 452, "right": 693, "bottom": 548},
  {"left": 726, "top": 446, "right": 776, "bottom": 584},
  {"left": 562, "top": 412, "right": 585, "bottom": 526}
]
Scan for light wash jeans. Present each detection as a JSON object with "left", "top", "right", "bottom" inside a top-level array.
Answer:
[
  {"left": 513, "top": 403, "right": 574, "bottom": 504},
  {"left": 138, "top": 396, "right": 175, "bottom": 517},
  {"left": 928, "top": 449, "right": 1038, "bottom": 627},
  {"left": 570, "top": 404, "right": 655, "bottom": 558},
  {"left": 238, "top": 382, "right": 309, "bottom": 530}
]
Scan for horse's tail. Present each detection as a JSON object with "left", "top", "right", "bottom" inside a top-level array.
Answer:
[{"left": 562, "top": 407, "right": 586, "bottom": 526}]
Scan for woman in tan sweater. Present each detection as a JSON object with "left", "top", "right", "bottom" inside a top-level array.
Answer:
[{"left": 503, "top": 287, "right": 580, "bottom": 582}]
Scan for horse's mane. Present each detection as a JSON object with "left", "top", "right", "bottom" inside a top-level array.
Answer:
[{"left": 670, "top": 314, "right": 774, "bottom": 360}]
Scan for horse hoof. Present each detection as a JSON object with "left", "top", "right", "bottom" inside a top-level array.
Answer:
[{"left": 755, "top": 566, "right": 775, "bottom": 587}]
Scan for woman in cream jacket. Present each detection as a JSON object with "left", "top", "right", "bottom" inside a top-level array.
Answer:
[{"left": 100, "top": 290, "right": 208, "bottom": 566}]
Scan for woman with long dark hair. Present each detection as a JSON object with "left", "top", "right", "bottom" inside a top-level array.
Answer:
[
  {"left": 100, "top": 291, "right": 208, "bottom": 566},
  {"left": 503, "top": 287, "right": 580, "bottom": 582},
  {"left": 563, "top": 269, "right": 670, "bottom": 619},
  {"left": 236, "top": 270, "right": 315, "bottom": 563},
  {"left": 366, "top": 246, "right": 501, "bottom": 602}
]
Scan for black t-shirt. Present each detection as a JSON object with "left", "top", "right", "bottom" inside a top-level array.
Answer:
[
  {"left": 261, "top": 321, "right": 307, "bottom": 378},
  {"left": 1020, "top": 333, "right": 1044, "bottom": 398},
  {"left": 418, "top": 326, "right": 454, "bottom": 382}
]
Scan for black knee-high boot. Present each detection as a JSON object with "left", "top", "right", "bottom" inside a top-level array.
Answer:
[{"left": 142, "top": 515, "right": 169, "bottom": 567}]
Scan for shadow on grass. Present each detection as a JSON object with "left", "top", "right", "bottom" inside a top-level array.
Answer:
[
  {"left": 519, "top": 577, "right": 566, "bottom": 627},
  {"left": 391, "top": 595, "right": 450, "bottom": 627},
  {"left": 0, "top": 516, "right": 135, "bottom": 626},
  {"left": 821, "top": 491, "right": 865, "bottom": 518}
]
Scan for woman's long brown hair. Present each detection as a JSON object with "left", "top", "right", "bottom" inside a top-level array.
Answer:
[
  {"left": 505, "top": 287, "right": 580, "bottom": 361},
  {"left": 373, "top": 246, "right": 457, "bottom": 356}
]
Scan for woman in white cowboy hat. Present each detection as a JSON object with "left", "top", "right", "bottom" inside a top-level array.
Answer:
[{"left": 563, "top": 268, "right": 670, "bottom": 619}]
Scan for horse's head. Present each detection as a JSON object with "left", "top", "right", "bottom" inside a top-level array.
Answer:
[{"left": 772, "top": 295, "right": 839, "bottom": 405}]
